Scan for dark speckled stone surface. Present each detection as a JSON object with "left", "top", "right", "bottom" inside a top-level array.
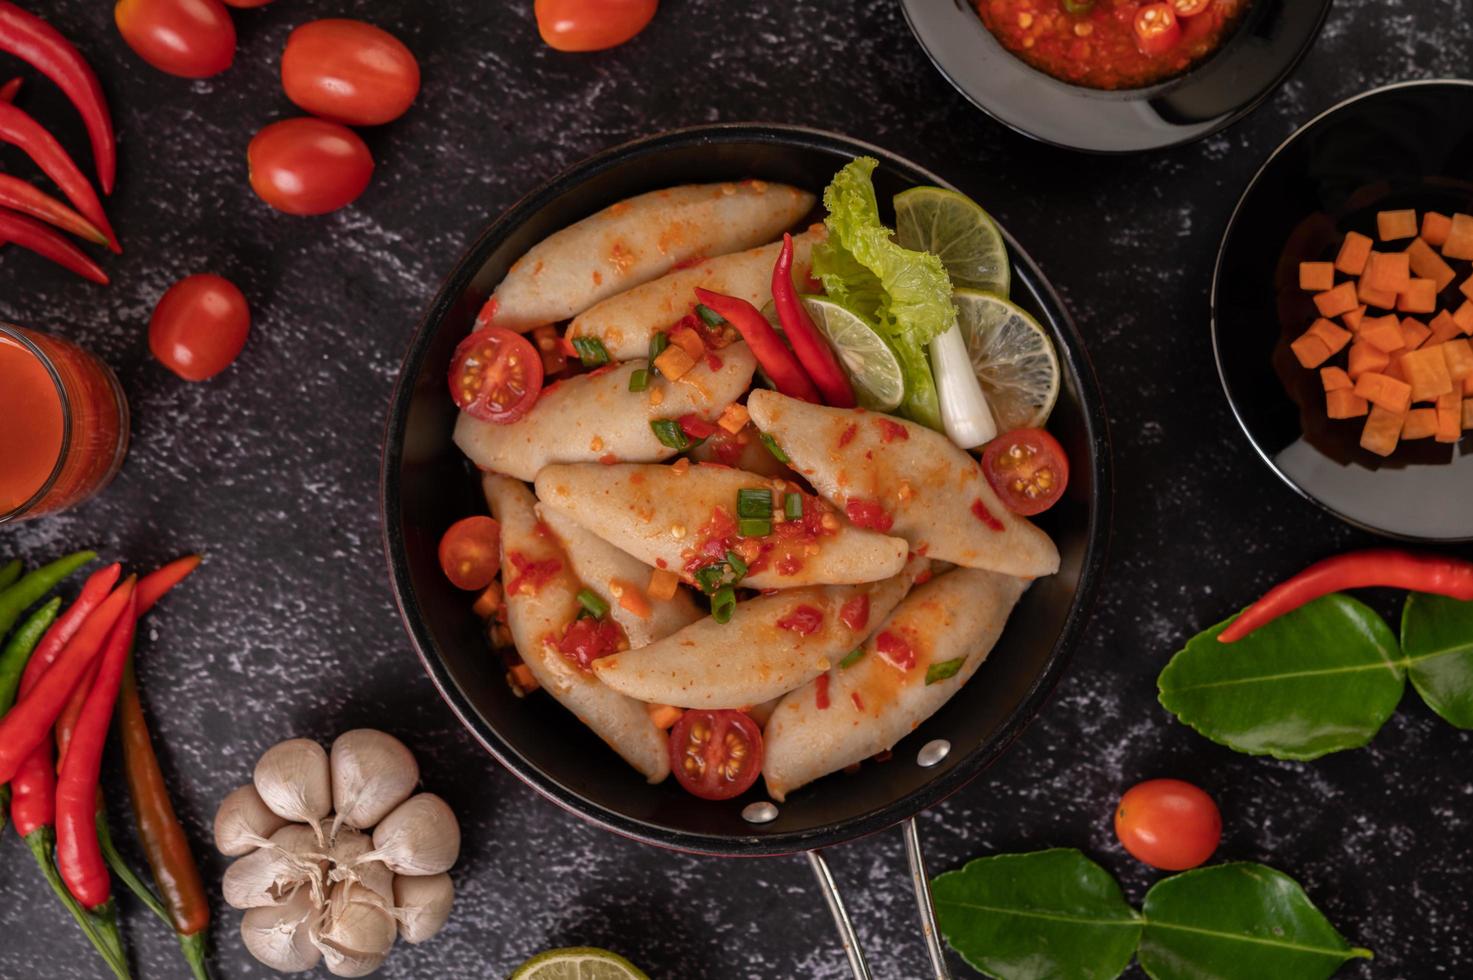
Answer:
[{"left": 1, "top": 2, "right": 1469, "bottom": 978}]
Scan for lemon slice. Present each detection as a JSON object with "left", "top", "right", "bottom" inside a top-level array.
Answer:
[
  {"left": 797, "top": 295, "right": 905, "bottom": 411},
  {"left": 893, "top": 186, "right": 1011, "bottom": 298},
  {"left": 509, "top": 947, "right": 650, "bottom": 980},
  {"left": 953, "top": 288, "right": 1059, "bottom": 432}
]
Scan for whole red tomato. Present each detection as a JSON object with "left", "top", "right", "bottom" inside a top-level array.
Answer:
[
  {"left": 148, "top": 274, "right": 250, "bottom": 381},
  {"left": 534, "top": 0, "right": 658, "bottom": 52},
  {"left": 1114, "top": 778, "right": 1222, "bottom": 871},
  {"left": 115, "top": 0, "right": 236, "bottom": 79},
  {"left": 281, "top": 20, "right": 421, "bottom": 126},
  {"left": 247, "top": 118, "right": 374, "bottom": 216}
]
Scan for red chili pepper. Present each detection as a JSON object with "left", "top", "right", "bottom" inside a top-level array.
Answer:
[
  {"left": 9, "top": 734, "right": 54, "bottom": 837},
  {"left": 0, "top": 207, "right": 108, "bottom": 284},
  {"left": 677, "top": 413, "right": 717, "bottom": 440},
  {"left": 56, "top": 587, "right": 137, "bottom": 908},
  {"left": 694, "top": 287, "right": 820, "bottom": 404},
  {"left": 18, "top": 564, "right": 121, "bottom": 696},
  {"left": 0, "top": 174, "right": 109, "bottom": 245},
  {"left": 55, "top": 657, "right": 98, "bottom": 765},
  {"left": 0, "top": 3, "right": 116, "bottom": 194},
  {"left": 0, "top": 100, "right": 118, "bottom": 252},
  {"left": 1218, "top": 549, "right": 1473, "bottom": 644},
  {"left": 0, "top": 75, "right": 19, "bottom": 102},
  {"left": 771, "top": 233, "right": 856, "bottom": 407},
  {"left": 137, "top": 554, "right": 202, "bottom": 613}
]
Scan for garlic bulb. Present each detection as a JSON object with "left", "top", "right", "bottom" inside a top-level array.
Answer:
[
  {"left": 215, "top": 784, "right": 289, "bottom": 856},
  {"left": 359, "top": 793, "right": 460, "bottom": 876},
  {"left": 223, "top": 824, "right": 324, "bottom": 910},
  {"left": 254, "top": 738, "right": 332, "bottom": 838},
  {"left": 330, "top": 730, "right": 419, "bottom": 834},
  {"left": 328, "top": 827, "right": 393, "bottom": 904},
  {"left": 393, "top": 873, "right": 453, "bottom": 944},
  {"left": 241, "top": 887, "right": 323, "bottom": 973}
]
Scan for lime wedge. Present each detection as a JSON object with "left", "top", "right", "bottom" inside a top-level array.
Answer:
[
  {"left": 893, "top": 186, "right": 1011, "bottom": 298},
  {"left": 509, "top": 947, "right": 650, "bottom": 980},
  {"left": 797, "top": 296, "right": 905, "bottom": 412},
  {"left": 952, "top": 288, "right": 1059, "bottom": 432}
]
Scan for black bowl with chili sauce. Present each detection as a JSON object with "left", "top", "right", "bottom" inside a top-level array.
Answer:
[{"left": 901, "top": 0, "right": 1333, "bottom": 153}]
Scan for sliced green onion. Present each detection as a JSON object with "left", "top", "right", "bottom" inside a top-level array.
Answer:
[
  {"left": 695, "top": 304, "right": 725, "bottom": 327},
  {"left": 784, "top": 493, "right": 803, "bottom": 520},
  {"left": 738, "top": 518, "right": 771, "bottom": 538},
  {"left": 724, "top": 550, "right": 748, "bottom": 579},
  {"left": 627, "top": 368, "right": 650, "bottom": 393},
  {"left": 925, "top": 657, "right": 965, "bottom": 685},
  {"left": 838, "top": 647, "right": 866, "bottom": 669},
  {"left": 736, "top": 488, "right": 772, "bottom": 519},
  {"left": 571, "top": 336, "right": 610, "bottom": 367},
  {"left": 648, "top": 331, "right": 669, "bottom": 361},
  {"left": 693, "top": 564, "right": 727, "bottom": 595},
  {"left": 576, "top": 589, "right": 609, "bottom": 618},
  {"left": 650, "top": 419, "right": 689, "bottom": 450},
  {"left": 760, "top": 433, "right": 790, "bottom": 463},
  {"left": 711, "top": 585, "right": 737, "bottom": 624}
]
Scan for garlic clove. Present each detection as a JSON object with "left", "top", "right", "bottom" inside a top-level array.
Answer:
[
  {"left": 330, "top": 730, "right": 419, "bottom": 834},
  {"left": 318, "top": 941, "right": 387, "bottom": 979},
  {"left": 254, "top": 738, "right": 333, "bottom": 837},
  {"left": 320, "top": 879, "right": 397, "bottom": 957},
  {"left": 223, "top": 824, "right": 327, "bottom": 910},
  {"left": 328, "top": 828, "right": 394, "bottom": 904},
  {"left": 361, "top": 793, "right": 460, "bottom": 877},
  {"left": 215, "top": 784, "right": 290, "bottom": 856},
  {"left": 392, "top": 872, "right": 453, "bottom": 944},
  {"left": 241, "top": 886, "right": 324, "bottom": 973}
]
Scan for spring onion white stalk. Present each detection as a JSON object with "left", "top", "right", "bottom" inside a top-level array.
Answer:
[{"left": 930, "top": 322, "right": 996, "bottom": 448}]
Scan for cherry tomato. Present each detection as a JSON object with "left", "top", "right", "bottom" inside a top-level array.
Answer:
[
  {"left": 669, "top": 709, "right": 763, "bottom": 800},
  {"left": 247, "top": 118, "right": 374, "bottom": 216},
  {"left": 1170, "top": 0, "right": 1213, "bottom": 15},
  {"left": 114, "top": 0, "right": 236, "bottom": 79},
  {"left": 1134, "top": 3, "right": 1182, "bottom": 56},
  {"left": 147, "top": 274, "right": 250, "bottom": 381},
  {"left": 1114, "top": 779, "right": 1222, "bottom": 871},
  {"left": 438, "top": 516, "right": 501, "bottom": 591},
  {"left": 221, "top": 0, "right": 272, "bottom": 6},
  {"left": 448, "top": 327, "right": 544, "bottom": 423},
  {"left": 534, "top": 0, "right": 658, "bottom": 52},
  {"left": 981, "top": 428, "right": 1069, "bottom": 517},
  {"left": 281, "top": 20, "right": 421, "bottom": 127}
]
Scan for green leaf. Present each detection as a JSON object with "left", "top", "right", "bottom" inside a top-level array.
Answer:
[
  {"left": 1400, "top": 593, "right": 1473, "bottom": 729},
  {"left": 1158, "top": 594, "right": 1404, "bottom": 760},
  {"left": 1140, "top": 863, "right": 1372, "bottom": 980},
  {"left": 932, "top": 848, "right": 1142, "bottom": 980}
]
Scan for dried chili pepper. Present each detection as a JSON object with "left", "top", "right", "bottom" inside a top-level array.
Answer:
[
  {"left": 0, "top": 100, "right": 118, "bottom": 251},
  {"left": 771, "top": 232, "right": 855, "bottom": 407}
]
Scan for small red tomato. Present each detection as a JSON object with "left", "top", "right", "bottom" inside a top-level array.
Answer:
[
  {"left": 115, "top": 0, "right": 236, "bottom": 79},
  {"left": 1134, "top": 3, "right": 1182, "bottom": 55},
  {"left": 439, "top": 516, "right": 501, "bottom": 590},
  {"left": 1114, "top": 779, "right": 1222, "bottom": 871},
  {"left": 448, "top": 327, "right": 544, "bottom": 423},
  {"left": 669, "top": 709, "right": 763, "bottom": 800},
  {"left": 148, "top": 274, "right": 250, "bottom": 381},
  {"left": 281, "top": 20, "right": 421, "bottom": 126},
  {"left": 221, "top": 0, "right": 272, "bottom": 6},
  {"left": 1170, "top": 0, "right": 1213, "bottom": 15},
  {"left": 247, "top": 118, "right": 374, "bottom": 216},
  {"left": 534, "top": 0, "right": 658, "bottom": 52},
  {"left": 981, "top": 428, "right": 1069, "bottom": 517}
]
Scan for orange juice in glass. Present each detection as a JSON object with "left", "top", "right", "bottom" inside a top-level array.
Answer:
[{"left": 0, "top": 323, "right": 128, "bottom": 523}]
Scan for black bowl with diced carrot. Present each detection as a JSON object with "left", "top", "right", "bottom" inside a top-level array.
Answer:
[{"left": 1214, "top": 80, "right": 1473, "bottom": 542}]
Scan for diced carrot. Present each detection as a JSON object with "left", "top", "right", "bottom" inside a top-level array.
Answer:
[
  {"left": 1347, "top": 341, "right": 1390, "bottom": 378},
  {"left": 1435, "top": 392, "right": 1462, "bottom": 443},
  {"left": 1353, "top": 371, "right": 1413, "bottom": 413},
  {"left": 1290, "top": 333, "right": 1333, "bottom": 369},
  {"left": 1466, "top": 374, "right": 1473, "bottom": 396},
  {"left": 1422, "top": 211, "right": 1452, "bottom": 247},
  {"left": 1384, "top": 355, "right": 1408, "bottom": 384},
  {"left": 472, "top": 581, "right": 503, "bottom": 619},
  {"left": 614, "top": 579, "right": 653, "bottom": 620},
  {"left": 1364, "top": 251, "right": 1412, "bottom": 293},
  {"left": 646, "top": 703, "right": 684, "bottom": 730},
  {"left": 1464, "top": 397, "right": 1473, "bottom": 429},
  {"left": 1462, "top": 274, "right": 1473, "bottom": 302},
  {"left": 1335, "top": 231, "right": 1374, "bottom": 275},
  {"left": 1298, "top": 261, "right": 1336, "bottom": 291},
  {"left": 670, "top": 325, "right": 706, "bottom": 360},
  {"left": 1326, "top": 388, "right": 1368, "bottom": 419},
  {"left": 1313, "top": 281, "right": 1360, "bottom": 317},
  {"left": 1443, "top": 213, "right": 1473, "bottom": 260},
  {"left": 1341, "top": 305, "right": 1367, "bottom": 331},
  {"left": 1357, "top": 276, "right": 1398, "bottom": 310},
  {"left": 1306, "top": 317, "right": 1351, "bottom": 354},
  {"left": 647, "top": 567, "right": 680, "bottom": 601},
  {"left": 1401, "top": 346, "right": 1455, "bottom": 401},
  {"left": 509, "top": 663, "right": 540, "bottom": 694},
  {"left": 1455, "top": 301, "right": 1473, "bottom": 335},
  {"left": 716, "top": 402, "right": 750, "bottom": 435},
  {"left": 1400, "top": 317, "right": 1431, "bottom": 350},
  {"left": 1442, "top": 338, "right": 1473, "bottom": 382},
  {"left": 1358, "top": 315, "right": 1405, "bottom": 353},
  {"left": 1397, "top": 278, "right": 1438, "bottom": 314},
  {"left": 1320, "top": 366, "right": 1353, "bottom": 391},
  {"left": 1406, "top": 238, "right": 1456, "bottom": 291},
  {"left": 1377, "top": 209, "right": 1418, "bottom": 241},
  {"left": 1360, "top": 404, "right": 1403, "bottom": 457},
  {"left": 1430, "top": 309, "right": 1464, "bottom": 344},
  {"left": 653, "top": 344, "right": 696, "bottom": 380},
  {"left": 1401, "top": 407, "right": 1438, "bottom": 440}
]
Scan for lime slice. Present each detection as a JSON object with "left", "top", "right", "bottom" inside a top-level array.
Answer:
[
  {"left": 893, "top": 186, "right": 1011, "bottom": 298},
  {"left": 509, "top": 947, "right": 650, "bottom": 980},
  {"left": 797, "top": 296, "right": 905, "bottom": 412},
  {"left": 952, "top": 288, "right": 1059, "bottom": 432}
]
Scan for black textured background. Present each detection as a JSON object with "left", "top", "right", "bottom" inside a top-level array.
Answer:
[{"left": 1, "top": 2, "right": 1470, "bottom": 978}]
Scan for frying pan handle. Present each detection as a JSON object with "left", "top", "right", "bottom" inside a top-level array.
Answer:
[{"left": 805, "top": 817, "right": 953, "bottom": 980}]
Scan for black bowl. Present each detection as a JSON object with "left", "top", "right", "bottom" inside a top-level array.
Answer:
[
  {"left": 381, "top": 124, "right": 1112, "bottom": 855},
  {"left": 901, "top": 0, "right": 1332, "bottom": 153},
  {"left": 1213, "top": 80, "right": 1473, "bottom": 541}
]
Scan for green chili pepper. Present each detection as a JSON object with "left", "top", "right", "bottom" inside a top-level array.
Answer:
[
  {"left": 0, "top": 596, "right": 60, "bottom": 717},
  {"left": 0, "top": 559, "right": 22, "bottom": 591},
  {"left": 0, "top": 549, "right": 94, "bottom": 640}
]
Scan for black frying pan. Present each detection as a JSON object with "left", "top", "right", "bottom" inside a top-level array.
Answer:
[{"left": 380, "top": 124, "right": 1112, "bottom": 977}]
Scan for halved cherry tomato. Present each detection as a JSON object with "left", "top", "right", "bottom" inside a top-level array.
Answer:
[
  {"left": 981, "top": 428, "right": 1069, "bottom": 517},
  {"left": 1114, "top": 778, "right": 1222, "bottom": 871},
  {"left": 148, "top": 274, "right": 250, "bottom": 381},
  {"left": 669, "top": 709, "right": 762, "bottom": 800},
  {"left": 247, "top": 118, "right": 374, "bottom": 216},
  {"left": 449, "top": 326, "right": 544, "bottom": 423},
  {"left": 1170, "top": 0, "right": 1213, "bottom": 15},
  {"left": 1134, "top": 3, "right": 1182, "bottom": 55},
  {"left": 115, "top": 0, "right": 237, "bottom": 79},
  {"left": 438, "top": 516, "right": 501, "bottom": 591},
  {"left": 534, "top": 0, "right": 658, "bottom": 52},
  {"left": 281, "top": 20, "right": 420, "bottom": 126}
]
